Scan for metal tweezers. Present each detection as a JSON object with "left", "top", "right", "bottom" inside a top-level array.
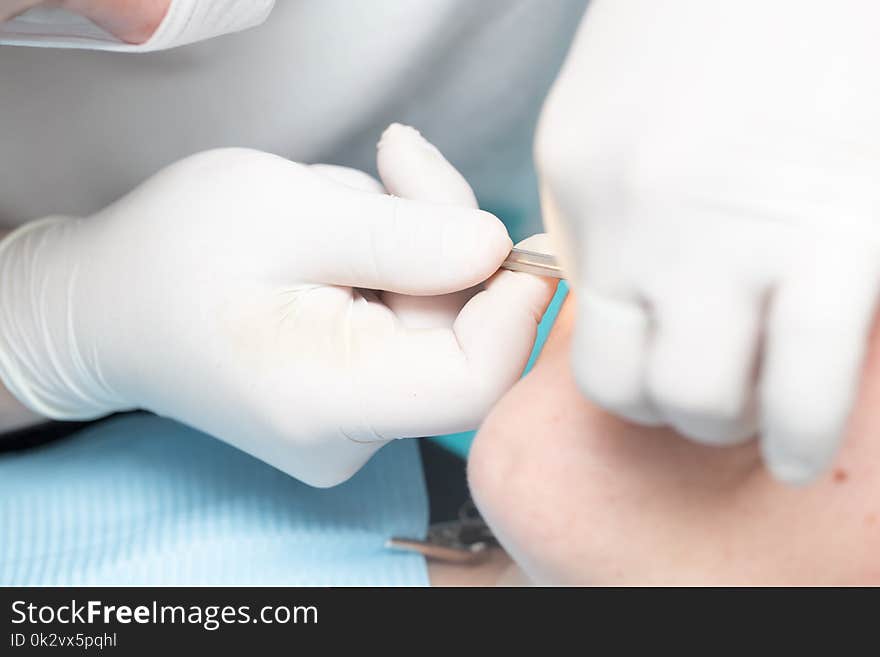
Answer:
[
  {"left": 387, "top": 501, "right": 499, "bottom": 565},
  {"left": 499, "top": 247, "right": 563, "bottom": 279}
]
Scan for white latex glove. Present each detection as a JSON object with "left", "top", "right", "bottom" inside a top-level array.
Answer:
[
  {"left": 0, "top": 128, "right": 555, "bottom": 486},
  {"left": 536, "top": 0, "right": 880, "bottom": 484}
]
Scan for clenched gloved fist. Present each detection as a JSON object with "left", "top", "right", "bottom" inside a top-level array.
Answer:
[
  {"left": 536, "top": 0, "right": 880, "bottom": 483},
  {"left": 0, "top": 126, "right": 555, "bottom": 486}
]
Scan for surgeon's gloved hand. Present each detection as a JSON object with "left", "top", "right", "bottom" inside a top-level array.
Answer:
[
  {"left": 536, "top": 0, "right": 880, "bottom": 484},
  {"left": 0, "top": 133, "right": 554, "bottom": 487}
]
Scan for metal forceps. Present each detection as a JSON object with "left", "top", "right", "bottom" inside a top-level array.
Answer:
[
  {"left": 499, "top": 247, "right": 563, "bottom": 279},
  {"left": 387, "top": 501, "right": 499, "bottom": 565}
]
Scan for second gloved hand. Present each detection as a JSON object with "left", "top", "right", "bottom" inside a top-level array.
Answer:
[
  {"left": 0, "top": 137, "right": 555, "bottom": 486},
  {"left": 536, "top": 0, "right": 880, "bottom": 484}
]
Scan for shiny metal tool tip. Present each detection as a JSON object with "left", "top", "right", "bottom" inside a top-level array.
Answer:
[{"left": 500, "top": 247, "right": 563, "bottom": 279}]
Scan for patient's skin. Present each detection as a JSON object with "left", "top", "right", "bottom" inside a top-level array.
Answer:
[
  {"left": 0, "top": 1, "right": 169, "bottom": 44},
  {"left": 468, "top": 295, "right": 880, "bottom": 585},
  {"left": 62, "top": 0, "right": 169, "bottom": 43}
]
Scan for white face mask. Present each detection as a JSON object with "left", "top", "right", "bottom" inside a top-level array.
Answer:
[{"left": 0, "top": 0, "right": 275, "bottom": 52}]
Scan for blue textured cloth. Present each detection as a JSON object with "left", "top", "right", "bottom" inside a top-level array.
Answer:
[
  {"left": 0, "top": 282, "right": 568, "bottom": 584},
  {"left": 0, "top": 414, "right": 429, "bottom": 585}
]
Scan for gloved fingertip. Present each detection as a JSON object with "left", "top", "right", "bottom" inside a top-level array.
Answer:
[
  {"left": 761, "top": 437, "right": 827, "bottom": 486},
  {"left": 569, "top": 287, "right": 664, "bottom": 426},
  {"left": 377, "top": 122, "right": 478, "bottom": 207},
  {"left": 665, "top": 410, "right": 756, "bottom": 447},
  {"left": 474, "top": 269, "right": 558, "bottom": 344},
  {"left": 764, "top": 454, "right": 821, "bottom": 486},
  {"left": 514, "top": 232, "right": 554, "bottom": 254},
  {"left": 377, "top": 122, "right": 431, "bottom": 152},
  {"left": 373, "top": 198, "right": 511, "bottom": 294},
  {"left": 441, "top": 208, "right": 512, "bottom": 274}
]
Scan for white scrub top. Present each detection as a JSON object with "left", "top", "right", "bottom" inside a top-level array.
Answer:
[{"left": 0, "top": 0, "right": 588, "bottom": 240}]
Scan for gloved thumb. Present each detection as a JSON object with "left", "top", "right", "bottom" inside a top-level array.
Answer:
[{"left": 303, "top": 178, "right": 512, "bottom": 295}]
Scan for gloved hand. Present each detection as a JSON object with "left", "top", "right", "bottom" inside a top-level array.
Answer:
[
  {"left": 0, "top": 127, "right": 555, "bottom": 486},
  {"left": 535, "top": 0, "right": 880, "bottom": 484}
]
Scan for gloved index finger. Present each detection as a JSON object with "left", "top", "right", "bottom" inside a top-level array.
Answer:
[{"left": 304, "top": 189, "right": 513, "bottom": 296}]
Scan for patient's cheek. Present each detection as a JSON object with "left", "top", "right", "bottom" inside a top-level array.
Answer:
[
  {"left": 467, "top": 369, "right": 564, "bottom": 582},
  {"left": 469, "top": 346, "right": 638, "bottom": 584},
  {"left": 468, "top": 305, "right": 598, "bottom": 583},
  {"left": 470, "top": 297, "right": 880, "bottom": 585}
]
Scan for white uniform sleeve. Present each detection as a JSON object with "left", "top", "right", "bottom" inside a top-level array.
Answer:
[{"left": 0, "top": 0, "right": 275, "bottom": 51}]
